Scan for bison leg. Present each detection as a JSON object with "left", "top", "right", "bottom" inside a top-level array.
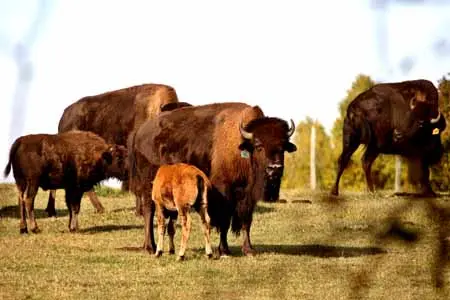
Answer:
[
  {"left": 241, "top": 215, "right": 256, "bottom": 256},
  {"left": 45, "top": 190, "right": 57, "bottom": 217},
  {"left": 142, "top": 196, "right": 156, "bottom": 253},
  {"left": 86, "top": 190, "right": 105, "bottom": 214},
  {"left": 419, "top": 163, "right": 436, "bottom": 197},
  {"left": 135, "top": 195, "right": 143, "bottom": 217},
  {"left": 362, "top": 147, "right": 379, "bottom": 193},
  {"left": 66, "top": 189, "right": 83, "bottom": 232},
  {"left": 24, "top": 183, "right": 40, "bottom": 233},
  {"left": 218, "top": 218, "right": 232, "bottom": 256},
  {"left": 331, "top": 130, "right": 360, "bottom": 196},
  {"left": 167, "top": 216, "right": 176, "bottom": 254},
  {"left": 17, "top": 185, "right": 28, "bottom": 234},
  {"left": 155, "top": 204, "right": 166, "bottom": 257},
  {"left": 177, "top": 208, "right": 192, "bottom": 261}
]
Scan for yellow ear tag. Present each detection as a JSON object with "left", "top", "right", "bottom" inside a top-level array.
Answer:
[{"left": 432, "top": 128, "right": 440, "bottom": 135}]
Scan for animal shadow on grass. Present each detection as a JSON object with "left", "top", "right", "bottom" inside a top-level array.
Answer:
[
  {"left": 254, "top": 204, "right": 276, "bottom": 214},
  {"left": 80, "top": 224, "right": 143, "bottom": 234},
  {"left": 229, "top": 244, "right": 386, "bottom": 258},
  {"left": 0, "top": 205, "right": 69, "bottom": 219}
]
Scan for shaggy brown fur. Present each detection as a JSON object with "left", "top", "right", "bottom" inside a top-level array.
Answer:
[
  {"left": 129, "top": 102, "right": 296, "bottom": 256},
  {"left": 331, "top": 79, "right": 446, "bottom": 197},
  {"left": 4, "top": 130, "right": 128, "bottom": 234},
  {"left": 45, "top": 83, "right": 178, "bottom": 217},
  {"left": 152, "top": 163, "right": 212, "bottom": 261}
]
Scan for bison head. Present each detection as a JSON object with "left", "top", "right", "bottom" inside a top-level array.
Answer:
[
  {"left": 408, "top": 106, "right": 446, "bottom": 165},
  {"left": 238, "top": 117, "right": 297, "bottom": 181},
  {"left": 102, "top": 145, "right": 128, "bottom": 180}
]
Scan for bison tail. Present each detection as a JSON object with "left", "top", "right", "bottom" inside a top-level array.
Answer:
[{"left": 4, "top": 139, "right": 20, "bottom": 178}]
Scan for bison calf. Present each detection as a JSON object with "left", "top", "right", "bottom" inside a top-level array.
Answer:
[
  {"left": 151, "top": 163, "right": 213, "bottom": 261},
  {"left": 3, "top": 130, "right": 128, "bottom": 234}
]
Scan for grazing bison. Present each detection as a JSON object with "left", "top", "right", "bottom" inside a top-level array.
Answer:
[
  {"left": 45, "top": 83, "right": 179, "bottom": 217},
  {"left": 4, "top": 130, "right": 128, "bottom": 233},
  {"left": 331, "top": 79, "right": 446, "bottom": 196},
  {"left": 129, "top": 102, "right": 297, "bottom": 256},
  {"left": 152, "top": 163, "right": 213, "bottom": 261}
]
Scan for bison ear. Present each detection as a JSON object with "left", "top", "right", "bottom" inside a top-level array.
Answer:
[
  {"left": 285, "top": 142, "right": 297, "bottom": 153},
  {"left": 102, "top": 151, "right": 113, "bottom": 165}
]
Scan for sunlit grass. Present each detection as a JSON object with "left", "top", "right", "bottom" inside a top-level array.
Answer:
[{"left": 1, "top": 184, "right": 449, "bottom": 299}]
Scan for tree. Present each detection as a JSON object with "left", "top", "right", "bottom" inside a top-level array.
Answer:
[{"left": 281, "top": 117, "right": 334, "bottom": 190}]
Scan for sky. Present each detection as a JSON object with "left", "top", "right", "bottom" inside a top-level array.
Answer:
[{"left": 1, "top": 0, "right": 450, "bottom": 184}]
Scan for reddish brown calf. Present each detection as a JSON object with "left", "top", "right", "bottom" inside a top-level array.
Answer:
[{"left": 151, "top": 163, "right": 213, "bottom": 261}]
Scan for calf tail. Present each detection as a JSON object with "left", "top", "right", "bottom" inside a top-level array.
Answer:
[
  {"left": 194, "top": 174, "right": 210, "bottom": 212},
  {"left": 4, "top": 139, "right": 21, "bottom": 178}
]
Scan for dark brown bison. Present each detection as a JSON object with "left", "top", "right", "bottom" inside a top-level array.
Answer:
[
  {"left": 129, "top": 102, "right": 297, "bottom": 256},
  {"left": 45, "top": 83, "right": 179, "bottom": 217},
  {"left": 4, "top": 130, "right": 128, "bottom": 233},
  {"left": 152, "top": 163, "right": 212, "bottom": 261},
  {"left": 331, "top": 79, "right": 446, "bottom": 196}
]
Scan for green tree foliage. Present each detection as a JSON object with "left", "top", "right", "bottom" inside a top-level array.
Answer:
[
  {"left": 330, "top": 74, "right": 398, "bottom": 192},
  {"left": 282, "top": 117, "right": 334, "bottom": 190},
  {"left": 430, "top": 74, "right": 450, "bottom": 191}
]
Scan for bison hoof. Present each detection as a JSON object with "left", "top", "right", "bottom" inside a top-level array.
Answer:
[
  {"left": 143, "top": 245, "right": 155, "bottom": 254},
  {"left": 69, "top": 227, "right": 78, "bottom": 233},
  {"left": 155, "top": 250, "right": 163, "bottom": 258},
  {"left": 20, "top": 227, "right": 28, "bottom": 234},
  {"left": 95, "top": 208, "right": 105, "bottom": 214},
  {"left": 177, "top": 255, "right": 185, "bottom": 261},
  {"left": 169, "top": 249, "right": 175, "bottom": 255},
  {"left": 31, "top": 227, "right": 41, "bottom": 234},
  {"left": 243, "top": 247, "right": 256, "bottom": 256},
  {"left": 45, "top": 209, "right": 57, "bottom": 218},
  {"left": 206, "top": 253, "right": 213, "bottom": 259},
  {"left": 218, "top": 246, "right": 231, "bottom": 256}
]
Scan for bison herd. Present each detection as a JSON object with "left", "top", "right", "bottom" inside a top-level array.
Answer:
[{"left": 3, "top": 79, "right": 447, "bottom": 259}]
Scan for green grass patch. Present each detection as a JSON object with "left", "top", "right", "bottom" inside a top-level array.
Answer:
[{"left": 1, "top": 184, "right": 450, "bottom": 299}]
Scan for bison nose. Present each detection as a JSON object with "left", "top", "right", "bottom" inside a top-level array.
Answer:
[{"left": 266, "top": 163, "right": 283, "bottom": 178}]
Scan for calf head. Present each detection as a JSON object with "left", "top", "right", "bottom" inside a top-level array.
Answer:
[
  {"left": 238, "top": 117, "right": 297, "bottom": 181},
  {"left": 102, "top": 145, "right": 129, "bottom": 180}
]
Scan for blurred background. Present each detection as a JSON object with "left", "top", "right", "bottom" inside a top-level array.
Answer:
[{"left": 1, "top": 0, "right": 450, "bottom": 190}]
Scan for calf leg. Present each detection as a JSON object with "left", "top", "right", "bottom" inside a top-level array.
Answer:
[
  {"left": 24, "top": 182, "right": 40, "bottom": 233},
  {"left": 199, "top": 203, "right": 213, "bottom": 258},
  {"left": 177, "top": 207, "right": 192, "bottom": 261},
  {"left": 362, "top": 147, "right": 379, "bottom": 193},
  {"left": 65, "top": 189, "right": 83, "bottom": 232},
  {"left": 331, "top": 130, "right": 361, "bottom": 196},
  {"left": 155, "top": 204, "right": 166, "bottom": 257},
  {"left": 45, "top": 190, "right": 57, "bottom": 217}
]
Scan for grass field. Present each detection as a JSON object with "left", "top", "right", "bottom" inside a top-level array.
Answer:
[{"left": 1, "top": 183, "right": 450, "bottom": 300}]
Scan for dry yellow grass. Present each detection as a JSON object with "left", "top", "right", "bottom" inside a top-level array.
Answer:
[{"left": 1, "top": 183, "right": 450, "bottom": 300}]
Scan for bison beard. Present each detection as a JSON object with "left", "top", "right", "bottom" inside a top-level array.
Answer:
[{"left": 129, "top": 102, "right": 296, "bottom": 256}]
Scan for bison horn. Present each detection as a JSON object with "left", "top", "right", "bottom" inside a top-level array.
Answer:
[
  {"left": 287, "top": 119, "right": 295, "bottom": 137},
  {"left": 239, "top": 122, "right": 253, "bottom": 140},
  {"left": 430, "top": 111, "right": 441, "bottom": 124}
]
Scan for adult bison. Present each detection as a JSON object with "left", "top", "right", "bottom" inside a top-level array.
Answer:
[
  {"left": 4, "top": 130, "right": 128, "bottom": 233},
  {"left": 331, "top": 79, "right": 446, "bottom": 196},
  {"left": 45, "top": 83, "right": 179, "bottom": 217},
  {"left": 129, "top": 102, "right": 297, "bottom": 256}
]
